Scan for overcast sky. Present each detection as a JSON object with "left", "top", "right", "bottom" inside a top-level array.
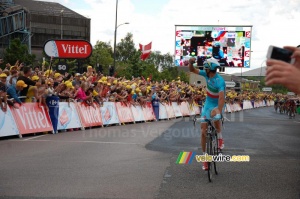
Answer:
[{"left": 41, "top": 0, "right": 300, "bottom": 74}]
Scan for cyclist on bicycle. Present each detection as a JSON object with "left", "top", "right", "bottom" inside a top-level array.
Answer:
[{"left": 188, "top": 57, "right": 225, "bottom": 170}]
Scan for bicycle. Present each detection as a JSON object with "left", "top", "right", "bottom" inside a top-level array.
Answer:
[{"left": 193, "top": 115, "right": 222, "bottom": 182}]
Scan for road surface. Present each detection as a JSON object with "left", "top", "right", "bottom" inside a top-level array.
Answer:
[{"left": 0, "top": 107, "right": 299, "bottom": 199}]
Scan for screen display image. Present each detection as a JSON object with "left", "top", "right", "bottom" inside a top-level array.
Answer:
[{"left": 175, "top": 25, "right": 252, "bottom": 68}]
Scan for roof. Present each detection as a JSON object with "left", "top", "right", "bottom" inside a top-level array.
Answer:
[
  {"left": 232, "top": 66, "right": 266, "bottom": 77},
  {"left": 13, "top": 0, "right": 89, "bottom": 19}
]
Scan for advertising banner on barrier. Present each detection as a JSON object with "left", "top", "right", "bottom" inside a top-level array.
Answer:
[
  {"left": 142, "top": 102, "right": 156, "bottom": 121},
  {"left": 57, "top": 102, "right": 82, "bottom": 130},
  {"left": 76, "top": 102, "right": 103, "bottom": 127},
  {"left": 225, "top": 104, "right": 232, "bottom": 113},
  {"left": 115, "top": 102, "right": 135, "bottom": 123},
  {"left": 179, "top": 102, "right": 190, "bottom": 116},
  {"left": 165, "top": 103, "right": 175, "bottom": 118},
  {"left": 234, "top": 103, "right": 242, "bottom": 111},
  {"left": 194, "top": 104, "right": 200, "bottom": 115},
  {"left": 188, "top": 103, "right": 196, "bottom": 115},
  {"left": 172, "top": 102, "right": 183, "bottom": 117},
  {"left": 159, "top": 103, "right": 168, "bottom": 120},
  {"left": 131, "top": 105, "right": 145, "bottom": 122},
  {"left": 10, "top": 103, "right": 53, "bottom": 135},
  {"left": 100, "top": 102, "right": 120, "bottom": 125},
  {"left": 0, "top": 106, "right": 20, "bottom": 137},
  {"left": 230, "top": 104, "right": 236, "bottom": 112}
]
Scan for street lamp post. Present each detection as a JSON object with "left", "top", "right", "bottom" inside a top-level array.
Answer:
[
  {"left": 113, "top": 0, "right": 129, "bottom": 74},
  {"left": 60, "top": 10, "right": 64, "bottom": 39}
]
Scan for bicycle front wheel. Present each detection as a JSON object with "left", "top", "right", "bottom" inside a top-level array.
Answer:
[
  {"left": 213, "top": 132, "right": 218, "bottom": 175},
  {"left": 206, "top": 134, "right": 213, "bottom": 182}
]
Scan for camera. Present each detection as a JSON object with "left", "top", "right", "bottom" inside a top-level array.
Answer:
[{"left": 266, "top": 45, "right": 295, "bottom": 64}]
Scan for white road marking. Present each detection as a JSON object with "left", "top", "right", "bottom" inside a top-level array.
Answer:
[
  {"left": 224, "top": 117, "right": 231, "bottom": 121},
  {"left": 14, "top": 139, "right": 142, "bottom": 146},
  {"left": 22, "top": 134, "right": 47, "bottom": 141}
]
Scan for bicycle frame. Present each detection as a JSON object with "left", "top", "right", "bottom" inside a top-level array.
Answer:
[
  {"left": 193, "top": 116, "right": 220, "bottom": 182},
  {"left": 206, "top": 119, "right": 219, "bottom": 182}
]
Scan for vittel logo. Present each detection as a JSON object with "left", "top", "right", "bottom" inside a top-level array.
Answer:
[
  {"left": 44, "top": 40, "right": 92, "bottom": 59},
  {"left": 15, "top": 106, "right": 50, "bottom": 130}
]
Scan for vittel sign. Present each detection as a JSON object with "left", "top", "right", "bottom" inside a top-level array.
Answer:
[{"left": 44, "top": 40, "right": 92, "bottom": 59}]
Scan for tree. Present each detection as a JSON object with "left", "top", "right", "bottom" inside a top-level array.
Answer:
[
  {"left": 90, "top": 41, "right": 114, "bottom": 75},
  {"left": 3, "top": 38, "right": 36, "bottom": 67},
  {"left": 146, "top": 51, "right": 174, "bottom": 71},
  {"left": 159, "top": 67, "right": 189, "bottom": 82},
  {"left": 116, "top": 33, "right": 137, "bottom": 63}
]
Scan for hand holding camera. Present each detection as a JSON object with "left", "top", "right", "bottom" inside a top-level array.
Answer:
[{"left": 265, "top": 45, "right": 300, "bottom": 94}]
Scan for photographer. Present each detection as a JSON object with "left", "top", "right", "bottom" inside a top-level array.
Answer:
[{"left": 265, "top": 46, "right": 300, "bottom": 95}]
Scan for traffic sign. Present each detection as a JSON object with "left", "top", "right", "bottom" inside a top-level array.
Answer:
[
  {"left": 225, "top": 81, "right": 236, "bottom": 88},
  {"left": 56, "top": 61, "right": 68, "bottom": 73},
  {"left": 262, "top": 87, "right": 272, "bottom": 92},
  {"left": 287, "top": 92, "right": 295, "bottom": 96}
]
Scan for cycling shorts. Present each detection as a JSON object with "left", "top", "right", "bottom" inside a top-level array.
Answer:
[{"left": 201, "top": 104, "right": 220, "bottom": 122}]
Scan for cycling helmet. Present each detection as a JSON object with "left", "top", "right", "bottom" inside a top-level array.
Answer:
[
  {"left": 203, "top": 58, "right": 220, "bottom": 70},
  {"left": 213, "top": 41, "right": 221, "bottom": 47}
]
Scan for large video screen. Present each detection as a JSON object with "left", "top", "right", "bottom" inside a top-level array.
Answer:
[{"left": 175, "top": 25, "right": 252, "bottom": 68}]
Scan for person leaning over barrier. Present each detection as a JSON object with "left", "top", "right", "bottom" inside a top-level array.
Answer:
[
  {"left": 6, "top": 80, "right": 28, "bottom": 108},
  {"left": 17, "top": 66, "right": 41, "bottom": 100},
  {"left": 0, "top": 73, "right": 8, "bottom": 112},
  {"left": 266, "top": 46, "right": 300, "bottom": 95}
]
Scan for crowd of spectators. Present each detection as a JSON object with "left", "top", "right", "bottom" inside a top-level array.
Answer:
[{"left": 0, "top": 60, "right": 298, "bottom": 113}]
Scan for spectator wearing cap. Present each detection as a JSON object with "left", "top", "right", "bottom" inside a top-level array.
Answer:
[
  {"left": 53, "top": 72, "right": 63, "bottom": 88},
  {"left": 60, "top": 81, "right": 75, "bottom": 101},
  {"left": 7, "top": 80, "right": 28, "bottom": 107},
  {"left": 72, "top": 73, "right": 82, "bottom": 86},
  {"left": 17, "top": 66, "right": 41, "bottom": 99},
  {"left": 25, "top": 76, "right": 40, "bottom": 103},
  {"left": 0, "top": 73, "right": 7, "bottom": 85},
  {"left": 0, "top": 73, "right": 8, "bottom": 112}
]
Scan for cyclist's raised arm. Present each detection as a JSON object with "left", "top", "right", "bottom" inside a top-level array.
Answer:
[{"left": 188, "top": 57, "right": 199, "bottom": 75}]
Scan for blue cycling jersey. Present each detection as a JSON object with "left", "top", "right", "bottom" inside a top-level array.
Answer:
[{"left": 199, "top": 70, "right": 225, "bottom": 119}]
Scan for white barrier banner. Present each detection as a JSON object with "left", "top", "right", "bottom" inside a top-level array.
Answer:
[
  {"left": 188, "top": 103, "right": 196, "bottom": 115},
  {"left": 172, "top": 102, "right": 183, "bottom": 117},
  {"left": 100, "top": 102, "right": 120, "bottom": 125},
  {"left": 194, "top": 105, "right": 201, "bottom": 115},
  {"left": 57, "top": 102, "right": 82, "bottom": 130},
  {"left": 243, "top": 101, "right": 251, "bottom": 110},
  {"left": 131, "top": 105, "right": 145, "bottom": 122},
  {"left": 225, "top": 104, "right": 231, "bottom": 113},
  {"left": 0, "top": 106, "right": 19, "bottom": 137},
  {"left": 159, "top": 103, "right": 168, "bottom": 119},
  {"left": 179, "top": 102, "right": 190, "bottom": 116},
  {"left": 234, "top": 103, "right": 242, "bottom": 111},
  {"left": 254, "top": 101, "right": 259, "bottom": 108},
  {"left": 142, "top": 102, "right": 156, "bottom": 121},
  {"left": 165, "top": 103, "right": 175, "bottom": 118}
]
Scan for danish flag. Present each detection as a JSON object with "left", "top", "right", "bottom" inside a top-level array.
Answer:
[{"left": 139, "top": 42, "right": 152, "bottom": 61}]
